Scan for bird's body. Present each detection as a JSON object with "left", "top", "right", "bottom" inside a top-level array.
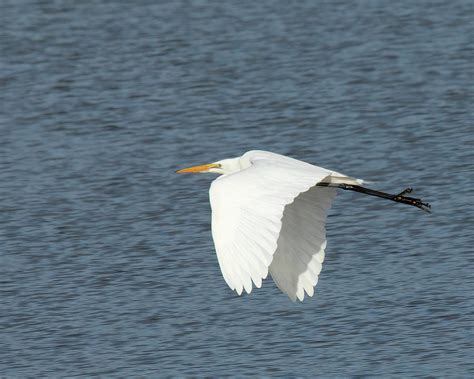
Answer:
[
  {"left": 177, "top": 150, "right": 430, "bottom": 301},
  {"left": 207, "top": 151, "right": 362, "bottom": 301}
]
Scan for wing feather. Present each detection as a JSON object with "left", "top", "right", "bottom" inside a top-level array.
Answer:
[{"left": 269, "top": 186, "right": 336, "bottom": 301}]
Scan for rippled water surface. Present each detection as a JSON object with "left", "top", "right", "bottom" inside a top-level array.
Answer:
[{"left": 1, "top": 0, "right": 473, "bottom": 377}]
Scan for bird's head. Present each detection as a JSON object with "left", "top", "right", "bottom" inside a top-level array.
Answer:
[{"left": 176, "top": 157, "right": 241, "bottom": 175}]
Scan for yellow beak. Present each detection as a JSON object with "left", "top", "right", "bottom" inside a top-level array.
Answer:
[{"left": 175, "top": 163, "right": 219, "bottom": 173}]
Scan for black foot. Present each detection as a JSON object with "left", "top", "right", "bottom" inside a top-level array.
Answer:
[
  {"left": 393, "top": 188, "right": 431, "bottom": 213},
  {"left": 397, "top": 187, "right": 413, "bottom": 196},
  {"left": 410, "top": 197, "right": 431, "bottom": 213}
]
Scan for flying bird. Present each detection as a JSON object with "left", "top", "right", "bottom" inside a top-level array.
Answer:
[{"left": 176, "top": 150, "right": 430, "bottom": 301}]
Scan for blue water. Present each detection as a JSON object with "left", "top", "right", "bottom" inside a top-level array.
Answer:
[{"left": 1, "top": 0, "right": 473, "bottom": 376}]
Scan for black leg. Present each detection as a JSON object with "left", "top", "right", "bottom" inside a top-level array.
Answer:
[{"left": 316, "top": 183, "right": 431, "bottom": 212}]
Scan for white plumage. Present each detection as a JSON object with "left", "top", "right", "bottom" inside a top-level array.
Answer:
[{"left": 177, "top": 150, "right": 364, "bottom": 301}]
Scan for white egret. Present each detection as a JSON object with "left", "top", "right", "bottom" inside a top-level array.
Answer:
[{"left": 176, "top": 150, "right": 430, "bottom": 301}]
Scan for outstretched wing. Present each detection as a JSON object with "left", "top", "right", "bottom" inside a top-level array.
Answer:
[
  {"left": 209, "top": 155, "right": 336, "bottom": 299},
  {"left": 269, "top": 185, "right": 336, "bottom": 301}
]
